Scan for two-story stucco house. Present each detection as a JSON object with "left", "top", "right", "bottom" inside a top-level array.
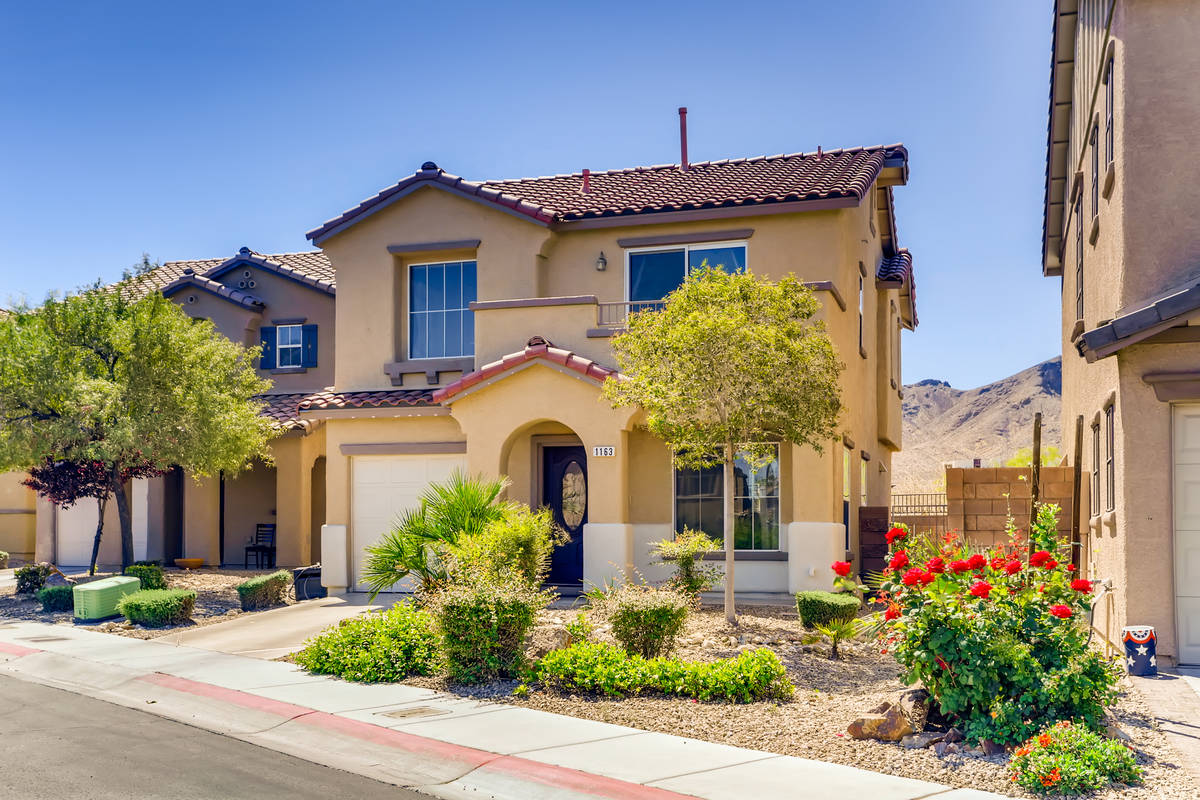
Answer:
[
  {"left": 1044, "top": 0, "right": 1200, "bottom": 664},
  {"left": 302, "top": 146, "right": 917, "bottom": 595},
  {"left": 34, "top": 248, "right": 336, "bottom": 570}
]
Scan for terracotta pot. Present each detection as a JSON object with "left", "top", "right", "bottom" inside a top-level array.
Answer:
[{"left": 174, "top": 558, "right": 204, "bottom": 570}]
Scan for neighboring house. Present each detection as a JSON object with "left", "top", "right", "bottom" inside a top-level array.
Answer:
[
  {"left": 303, "top": 143, "right": 917, "bottom": 595},
  {"left": 34, "top": 248, "right": 335, "bottom": 570},
  {"left": 1043, "top": 1, "right": 1200, "bottom": 664}
]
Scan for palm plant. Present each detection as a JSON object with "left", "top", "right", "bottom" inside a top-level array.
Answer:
[
  {"left": 362, "top": 471, "right": 508, "bottom": 600},
  {"left": 803, "top": 616, "right": 870, "bottom": 660}
]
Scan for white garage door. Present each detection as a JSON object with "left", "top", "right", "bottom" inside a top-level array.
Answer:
[
  {"left": 1173, "top": 405, "right": 1200, "bottom": 664},
  {"left": 56, "top": 499, "right": 102, "bottom": 568},
  {"left": 350, "top": 454, "right": 466, "bottom": 592}
]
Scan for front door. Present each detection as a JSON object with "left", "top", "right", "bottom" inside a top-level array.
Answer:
[{"left": 543, "top": 446, "right": 587, "bottom": 585}]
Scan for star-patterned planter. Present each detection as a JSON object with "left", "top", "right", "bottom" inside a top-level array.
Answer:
[{"left": 1122, "top": 626, "right": 1157, "bottom": 676}]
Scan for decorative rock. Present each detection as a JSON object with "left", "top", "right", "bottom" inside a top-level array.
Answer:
[
  {"left": 728, "top": 636, "right": 738, "bottom": 647},
  {"left": 847, "top": 702, "right": 914, "bottom": 742},
  {"left": 980, "top": 739, "right": 1007, "bottom": 757},
  {"left": 934, "top": 741, "right": 961, "bottom": 758},
  {"left": 44, "top": 566, "right": 76, "bottom": 588},
  {"left": 897, "top": 688, "right": 930, "bottom": 732},
  {"left": 1105, "top": 722, "right": 1133, "bottom": 742},
  {"left": 943, "top": 727, "right": 965, "bottom": 744},
  {"left": 900, "top": 732, "right": 945, "bottom": 749}
]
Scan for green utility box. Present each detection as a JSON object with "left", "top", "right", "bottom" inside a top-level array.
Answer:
[{"left": 73, "top": 575, "right": 141, "bottom": 621}]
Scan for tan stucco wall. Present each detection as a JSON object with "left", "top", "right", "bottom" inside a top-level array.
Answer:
[
  {"left": 221, "top": 459, "right": 277, "bottom": 566},
  {"left": 0, "top": 471, "right": 35, "bottom": 560}
]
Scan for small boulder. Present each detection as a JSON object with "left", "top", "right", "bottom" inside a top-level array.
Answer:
[
  {"left": 897, "top": 689, "right": 930, "bottom": 732},
  {"left": 900, "top": 732, "right": 945, "bottom": 749},
  {"left": 933, "top": 741, "right": 961, "bottom": 758},
  {"left": 980, "top": 739, "right": 1007, "bottom": 757},
  {"left": 44, "top": 567, "right": 76, "bottom": 588},
  {"left": 847, "top": 702, "right": 914, "bottom": 742},
  {"left": 943, "top": 727, "right": 965, "bottom": 744},
  {"left": 1105, "top": 722, "right": 1133, "bottom": 742}
]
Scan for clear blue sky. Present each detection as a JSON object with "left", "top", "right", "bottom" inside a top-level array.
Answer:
[{"left": 0, "top": 0, "right": 1058, "bottom": 389}]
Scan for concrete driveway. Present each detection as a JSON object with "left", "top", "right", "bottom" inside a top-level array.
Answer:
[{"left": 158, "top": 594, "right": 392, "bottom": 659}]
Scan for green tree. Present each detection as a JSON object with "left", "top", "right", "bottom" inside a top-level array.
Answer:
[
  {"left": 0, "top": 271, "right": 273, "bottom": 570},
  {"left": 603, "top": 266, "right": 843, "bottom": 623},
  {"left": 1005, "top": 445, "right": 1064, "bottom": 468}
]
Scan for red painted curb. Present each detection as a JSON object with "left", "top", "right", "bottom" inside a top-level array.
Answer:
[
  {"left": 0, "top": 641, "right": 42, "bottom": 658},
  {"left": 136, "top": 672, "right": 700, "bottom": 799}
]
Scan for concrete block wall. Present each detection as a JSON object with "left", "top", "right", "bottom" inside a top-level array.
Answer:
[{"left": 946, "top": 467, "right": 1075, "bottom": 548}]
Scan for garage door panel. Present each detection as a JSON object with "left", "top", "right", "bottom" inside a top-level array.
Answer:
[
  {"left": 1174, "top": 405, "right": 1200, "bottom": 664},
  {"left": 351, "top": 454, "right": 466, "bottom": 592}
]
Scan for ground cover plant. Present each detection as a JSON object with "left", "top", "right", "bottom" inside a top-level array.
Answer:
[
  {"left": 650, "top": 528, "right": 722, "bottom": 603},
  {"left": 36, "top": 585, "right": 73, "bottom": 612},
  {"left": 236, "top": 569, "right": 291, "bottom": 610},
  {"left": 534, "top": 641, "right": 793, "bottom": 703},
  {"left": 14, "top": 563, "right": 53, "bottom": 594},
  {"left": 872, "top": 509, "right": 1119, "bottom": 745},
  {"left": 124, "top": 563, "right": 167, "bottom": 590},
  {"left": 794, "top": 590, "right": 860, "bottom": 628},
  {"left": 117, "top": 588, "right": 196, "bottom": 627},
  {"left": 1009, "top": 720, "right": 1141, "bottom": 794},
  {"left": 295, "top": 603, "right": 440, "bottom": 683}
]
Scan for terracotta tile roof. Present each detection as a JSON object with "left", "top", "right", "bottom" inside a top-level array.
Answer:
[
  {"left": 131, "top": 249, "right": 334, "bottom": 298},
  {"left": 433, "top": 338, "right": 618, "bottom": 404},
  {"left": 307, "top": 146, "right": 908, "bottom": 242},
  {"left": 256, "top": 393, "right": 316, "bottom": 432},
  {"left": 877, "top": 249, "right": 918, "bottom": 327},
  {"left": 298, "top": 388, "right": 435, "bottom": 412},
  {"left": 160, "top": 271, "right": 266, "bottom": 309}
]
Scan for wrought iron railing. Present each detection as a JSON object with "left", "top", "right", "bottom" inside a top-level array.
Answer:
[
  {"left": 596, "top": 300, "right": 665, "bottom": 328},
  {"left": 889, "top": 492, "right": 949, "bottom": 536}
]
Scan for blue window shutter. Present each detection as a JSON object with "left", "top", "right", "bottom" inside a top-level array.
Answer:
[
  {"left": 301, "top": 324, "right": 318, "bottom": 368},
  {"left": 260, "top": 326, "right": 277, "bottom": 370}
]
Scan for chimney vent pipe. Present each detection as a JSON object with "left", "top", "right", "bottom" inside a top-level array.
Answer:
[
  {"left": 582, "top": 168, "right": 590, "bottom": 193},
  {"left": 678, "top": 107, "right": 688, "bottom": 172}
]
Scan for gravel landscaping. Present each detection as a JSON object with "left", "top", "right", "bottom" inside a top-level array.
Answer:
[
  {"left": 416, "top": 603, "right": 1199, "bottom": 800},
  {"left": 0, "top": 567, "right": 295, "bottom": 638}
]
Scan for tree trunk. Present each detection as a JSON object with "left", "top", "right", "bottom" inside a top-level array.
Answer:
[
  {"left": 88, "top": 493, "right": 109, "bottom": 576},
  {"left": 723, "top": 443, "right": 737, "bottom": 625},
  {"left": 111, "top": 464, "right": 134, "bottom": 569}
]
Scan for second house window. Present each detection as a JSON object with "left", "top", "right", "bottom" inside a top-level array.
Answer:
[
  {"left": 628, "top": 243, "right": 746, "bottom": 304},
  {"left": 410, "top": 260, "right": 477, "bottom": 359},
  {"left": 277, "top": 324, "right": 304, "bottom": 367},
  {"left": 673, "top": 446, "right": 780, "bottom": 550}
]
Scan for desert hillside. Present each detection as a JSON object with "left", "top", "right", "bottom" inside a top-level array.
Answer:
[{"left": 890, "top": 357, "right": 1062, "bottom": 493}]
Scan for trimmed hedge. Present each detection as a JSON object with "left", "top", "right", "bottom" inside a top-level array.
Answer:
[
  {"left": 36, "top": 585, "right": 74, "bottom": 612},
  {"left": 236, "top": 570, "right": 291, "bottom": 610},
  {"left": 15, "top": 563, "right": 53, "bottom": 595},
  {"left": 536, "top": 642, "right": 794, "bottom": 703},
  {"left": 603, "top": 586, "right": 690, "bottom": 659},
  {"left": 117, "top": 589, "right": 196, "bottom": 627},
  {"left": 432, "top": 578, "right": 552, "bottom": 684},
  {"left": 794, "top": 590, "right": 860, "bottom": 628},
  {"left": 295, "top": 603, "right": 440, "bottom": 683},
  {"left": 124, "top": 563, "right": 167, "bottom": 590}
]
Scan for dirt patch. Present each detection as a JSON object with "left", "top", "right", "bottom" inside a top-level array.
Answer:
[{"left": 0, "top": 567, "right": 294, "bottom": 639}]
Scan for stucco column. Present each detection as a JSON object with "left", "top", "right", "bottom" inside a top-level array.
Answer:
[
  {"left": 34, "top": 495, "right": 57, "bottom": 564},
  {"left": 272, "top": 434, "right": 314, "bottom": 568},
  {"left": 183, "top": 474, "right": 220, "bottom": 565}
]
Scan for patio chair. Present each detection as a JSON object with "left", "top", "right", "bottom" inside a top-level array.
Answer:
[{"left": 244, "top": 523, "right": 277, "bottom": 569}]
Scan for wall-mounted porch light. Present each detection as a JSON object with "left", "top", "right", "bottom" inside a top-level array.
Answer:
[{"left": 595, "top": 251, "right": 608, "bottom": 271}]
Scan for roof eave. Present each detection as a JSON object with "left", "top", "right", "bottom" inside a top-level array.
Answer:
[{"left": 1043, "top": 0, "right": 1077, "bottom": 277}]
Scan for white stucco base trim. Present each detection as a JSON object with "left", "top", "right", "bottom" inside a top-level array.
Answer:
[
  {"left": 132, "top": 478, "right": 149, "bottom": 563},
  {"left": 786, "top": 522, "right": 846, "bottom": 594},
  {"left": 582, "top": 523, "right": 634, "bottom": 589},
  {"left": 321, "top": 523, "right": 348, "bottom": 595}
]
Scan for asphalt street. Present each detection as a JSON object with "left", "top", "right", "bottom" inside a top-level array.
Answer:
[{"left": 0, "top": 673, "right": 428, "bottom": 799}]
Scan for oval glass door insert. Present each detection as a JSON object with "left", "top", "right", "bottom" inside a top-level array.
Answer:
[{"left": 560, "top": 461, "right": 587, "bottom": 529}]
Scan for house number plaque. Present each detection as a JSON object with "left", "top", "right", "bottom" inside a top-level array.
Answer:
[{"left": 591, "top": 446, "right": 615, "bottom": 457}]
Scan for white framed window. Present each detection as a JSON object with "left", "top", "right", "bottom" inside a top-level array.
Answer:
[
  {"left": 626, "top": 241, "right": 747, "bottom": 304},
  {"left": 277, "top": 324, "right": 303, "bottom": 368},
  {"left": 673, "top": 445, "right": 780, "bottom": 550},
  {"left": 408, "top": 260, "right": 477, "bottom": 359},
  {"left": 860, "top": 456, "right": 868, "bottom": 507}
]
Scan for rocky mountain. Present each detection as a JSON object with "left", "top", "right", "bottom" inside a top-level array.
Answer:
[{"left": 890, "top": 357, "right": 1063, "bottom": 493}]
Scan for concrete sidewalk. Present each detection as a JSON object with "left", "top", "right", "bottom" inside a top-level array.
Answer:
[
  {"left": 158, "top": 595, "right": 386, "bottom": 659},
  {"left": 1131, "top": 667, "right": 1200, "bottom": 788},
  {"left": 0, "top": 621, "right": 1002, "bottom": 800}
]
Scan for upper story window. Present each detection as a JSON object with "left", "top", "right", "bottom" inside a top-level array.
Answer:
[
  {"left": 859, "top": 455, "right": 868, "bottom": 507},
  {"left": 1104, "top": 404, "right": 1115, "bottom": 512},
  {"left": 1090, "top": 123, "right": 1099, "bottom": 220},
  {"left": 409, "top": 260, "right": 476, "bottom": 360},
  {"left": 627, "top": 242, "right": 746, "bottom": 304},
  {"left": 1105, "top": 56, "right": 1115, "bottom": 167},
  {"left": 1075, "top": 193, "right": 1084, "bottom": 322},
  {"left": 259, "top": 323, "right": 317, "bottom": 370},
  {"left": 673, "top": 445, "right": 780, "bottom": 550},
  {"left": 1091, "top": 421, "right": 1101, "bottom": 517},
  {"left": 858, "top": 273, "right": 865, "bottom": 357}
]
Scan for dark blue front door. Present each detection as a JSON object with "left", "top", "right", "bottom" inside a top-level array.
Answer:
[{"left": 544, "top": 446, "right": 587, "bottom": 585}]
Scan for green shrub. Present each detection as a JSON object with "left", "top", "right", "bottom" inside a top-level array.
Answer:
[
  {"left": 295, "top": 603, "right": 440, "bottom": 682},
  {"left": 564, "top": 611, "right": 594, "bottom": 645},
  {"left": 14, "top": 563, "right": 53, "bottom": 595},
  {"left": 650, "top": 528, "right": 722, "bottom": 603},
  {"left": 877, "top": 505, "right": 1119, "bottom": 745},
  {"left": 0, "top": 550, "right": 9, "bottom": 568},
  {"left": 1010, "top": 721, "right": 1141, "bottom": 794},
  {"left": 803, "top": 616, "right": 871, "bottom": 660},
  {"left": 594, "top": 583, "right": 690, "bottom": 659},
  {"left": 124, "top": 563, "right": 167, "bottom": 590},
  {"left": 794, "top": 590, "right": 860, "bottom": 628},
  {"left": 454, "top": 505, "right": 565, "bottom": 587},
  {"left": 236, "top": 570, "right": 291, "bottom": 610},
  {"left": 117, "top": 589, "right": 195, "bottom": 627},
  {"left": 36, "top": 585, "right": 74, "bottom": 612},
  {"left": 431, "top": 576, "right": 552, "bottom": 684},
  {"left": 536, "top": 642, "right": 793, "bottom": 703}
]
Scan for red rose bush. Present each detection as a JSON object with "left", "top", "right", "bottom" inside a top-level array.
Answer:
[{"left": 868, "top": 509, "right": 1118, "bottom": 745}]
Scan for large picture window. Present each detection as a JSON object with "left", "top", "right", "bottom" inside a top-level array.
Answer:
[
  {"left": 628, "top": 242, "right": 747, "bottom": 304},
  {"left": 674, "top": 446, "right": 779, "bottom": 550},
  {"left": 409, "top": 260, "right": 476, "bottom": 359}
]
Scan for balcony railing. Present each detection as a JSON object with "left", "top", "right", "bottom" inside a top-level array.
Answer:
[{"left": 596, "top": 300, "right": 665, "bottom": 328}]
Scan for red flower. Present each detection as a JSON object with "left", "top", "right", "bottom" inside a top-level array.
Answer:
[
  {"left": 919, "top": 570, "right": 936, "bottom": 586},
  {"left": 989, "top": 556, "right": 1007, "bottom": 570},
  {"left": 1049, "top": 604, "right": 1073, "bottom": 619},
  {"left": 889, "top": 551, "right": 910, "bottom": 571},
  {"left": 1038, "top": 733, "right": 1053, "bottom": 747},
  {"left": 1004, "top": 559, "right": 1022, "bottom": 576},
  {"left": 885, "top": 603, "right": 900, "bottom": 621},
  {"left": 901, "top": 567, "right": 925, "bottom": 586},
  {"left": 969, "top": 580, "right": 992, "bottom": 600},
  {"left": 1038, "top": 583, "right": 1047, "bottom": 593},
  {"left": 1030, "top": 550, "right": 1051, "bottom": 567},
  {"left": 1066, "top": 563, "right": 1077, "bottom": 572},
  {"left": 967, "top": 553, "right": 987, "bottom": 570},
  {"left": 1043, "top": 558, "right": 1059, "bottom": 570},
  {"left": 926, "top": 557, "right": 946, "bottom": 574},
  {"left": 1070, "top": 578, "right": 1093, "bottom": 593},
  {"left": 886, "top": 526, "right": 908, "bottom": 545},
  {"left": 949, "top": 559, "right": 971, "bottom": 574},
  {"left": 935, "top": 655, "right": 950, "bottom": 670},
  {"left": 832, "top": 561, "right": 852, "bottom": 577}
]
